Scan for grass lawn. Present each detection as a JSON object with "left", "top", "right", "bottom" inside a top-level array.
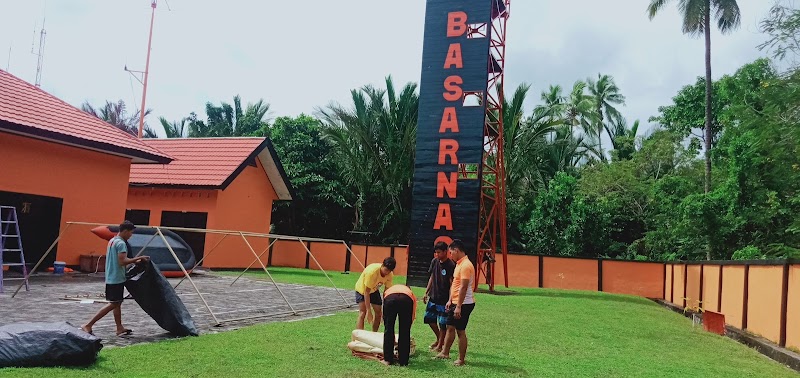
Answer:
[{"left": 3, "top": 267, "right": 796, "bottom": 377}]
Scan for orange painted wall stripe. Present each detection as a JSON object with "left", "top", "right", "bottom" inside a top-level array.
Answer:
[
  {"left": 542, "top": 257, "right": 598, "bottom": 291},
  {"left": 746, "top": 266, "right": 783, "bottom": 344},
  {"left": 721, "top": 266, "right": 746, "bottom": 329}
]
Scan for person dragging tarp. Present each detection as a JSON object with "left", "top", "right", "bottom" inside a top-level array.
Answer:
[
  {"left": 355, "top": 257, "right": 396, "bottom": 332},
  {"left": 381, "top": 284, "right": 417, "bottom": 366},
  {"left": 81, "top": 221, "right": 149, "bottom": 337}
]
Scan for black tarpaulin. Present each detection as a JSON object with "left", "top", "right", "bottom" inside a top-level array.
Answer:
[
  {"left": 0, "top": 322, "right": 102, "bottom": 368},
  {"left": 125, "top": 260, "right": 199, "bottom": 337}
]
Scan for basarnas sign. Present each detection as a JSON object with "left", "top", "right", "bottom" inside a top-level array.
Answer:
[{"left": 407, "top": 0, "right": 492, "bottom": 286}]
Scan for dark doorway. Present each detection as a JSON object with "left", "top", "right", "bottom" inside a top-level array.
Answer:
[
  {"left": 160, "top": 211, "right": 208, "bottom": 264},
  {"left": 125, "top": 209, "right": 151, "bottom": 226},
  {"left": 0, "top": 190, "right": 63, "bottom": 272}
]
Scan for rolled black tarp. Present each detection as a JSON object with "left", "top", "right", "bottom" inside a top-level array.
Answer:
[
  {"left": 0, "top": 322, "right": 102, "bottom": 368},
  {"left": 125, "top": 260, "right": 199, "bottom": 337}
]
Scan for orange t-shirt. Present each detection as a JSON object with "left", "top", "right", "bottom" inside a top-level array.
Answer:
[
  {"left": 384, "top": 284, "right": 418, "bottom": 321},
  {"left": 450, "top": 256, "right": 475, "bottom": 305}
]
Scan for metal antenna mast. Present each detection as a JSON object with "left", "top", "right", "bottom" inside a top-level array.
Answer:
[
  {"left": 31, "top": 9, "right": 47, "bottom": 87},
  {"left": 137, "top": 0, "right": 157, "bottom": 139}
]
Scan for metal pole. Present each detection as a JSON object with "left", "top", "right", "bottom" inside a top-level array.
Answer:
[
  {"left": 156, "top": 227, "right": 220, "bottom": 325},
  {"left": 12, "top": 223, "right": 73, "bottom": 298},
  {"left": 137, "top": 0, "right": 156, "bottom": 139},
  {"left": 238, "top": 233, "right": 297, "bottom": 315},
  {"left": 64, "top": 222, "right": 352, "bottom": 245},
  {"left": 218, "top": 304, "right": 355, "bottom": 325},
  {"left": 298, "top": 239, "right": 349, "bottom": 306},
  {"left": 174, "top": 234, "right": 228, "bottom": 290},
  {"left": 229, "top": 238, "right": 276, "bottom": 287}
]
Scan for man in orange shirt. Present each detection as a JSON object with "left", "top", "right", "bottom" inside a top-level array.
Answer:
[
  {"left": 435, "top": 239, "right": 475, "bottom": 366},
  {"left": 381, "top": 284, "right": 417, "bottom": 366}
]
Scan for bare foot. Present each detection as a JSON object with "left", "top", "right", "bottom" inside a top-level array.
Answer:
[
  {"left": 434, "top": 353, "right": 450, "bottom": 359},
  {"left": 380, "top": 360, "right": 391, "bottom": 366},
  {"left": 454, "top": 359, "right": 465, "bottom": 366},
  {"left": 80, "top": 325, "right": 93, "bottom": 335},
  {"left": 433, "top": 346, "right": 443, "bottom": 353},
  {"left": 429, "top": 342, "right": 438, "bottom": 349}
]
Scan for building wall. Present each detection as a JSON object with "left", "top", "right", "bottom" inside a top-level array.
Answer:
[
  {"left": 207, "top": 161, "right": 278, "bottom": 268},
  {"left": 126, "top": 160, "right": 280, "bottom": 268},
  {"left": 0, "top": 132, "right": 131, "bottom": 265}
]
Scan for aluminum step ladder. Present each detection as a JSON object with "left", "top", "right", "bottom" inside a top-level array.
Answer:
[{"left": 1, "top": 206, "right": 28, "bottom": 293}]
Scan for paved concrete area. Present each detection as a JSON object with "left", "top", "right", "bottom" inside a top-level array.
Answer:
[{"left": 0, "top": 271, "right": 355, "bottom": 348}]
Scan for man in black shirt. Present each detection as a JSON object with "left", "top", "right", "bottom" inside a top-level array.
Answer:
[{"left": 423, "top": 241, "right": 456, "bottom": 352}]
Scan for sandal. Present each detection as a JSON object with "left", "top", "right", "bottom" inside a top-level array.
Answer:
[{"left": 116, "top": 329, "right": 133, "bottom": 337}]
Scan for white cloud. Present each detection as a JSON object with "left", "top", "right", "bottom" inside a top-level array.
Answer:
[{"left": 0, "top": 0, "right": 776, "bottom": 139}]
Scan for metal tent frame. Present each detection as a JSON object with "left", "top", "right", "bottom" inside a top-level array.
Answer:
[{"left": 11, "top": 222, "right": 365, "bottom": 326}]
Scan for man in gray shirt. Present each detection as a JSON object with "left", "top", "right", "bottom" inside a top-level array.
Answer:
[{"left": 81, "top": 221, "right": 148, "bottom": 337}]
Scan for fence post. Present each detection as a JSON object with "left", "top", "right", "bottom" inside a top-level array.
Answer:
[
  {"left": 670, "top": 264, "right": 675, "bottom": 304},
  {"left": 304, "top": 241, "right": 311, "bottom": 269},
  {"left": 344, "top": 241, "right": 352, "bottom": 272},
  {"left": 597, "top": 258, "right": 603, "bottom": 292},
  {"left": 390, "top": 245, "right": 395, "bottom": 258},
  {"left": 267, "top": 237, "right": 274, "bottom": 267},
  {"left": 662, "top": 263, "right": 667, "bottom": 300},
  {"left": 780, "top": 261, "right": 790, "bottom": 347},
  {"left": 742, "top": 264, "right": 750, "bottom": 330},
  {"left": 538, "top": 255, "right": 544, "bottom": 288},
  {"left": 683, "top": 264, "right": 688, "bottom": 308},
  {"left": 699, "top": 264, "right": 704, "bottom": 309},
  {"left": 717, "top": 265, "right": 723, "bottom": 312}
]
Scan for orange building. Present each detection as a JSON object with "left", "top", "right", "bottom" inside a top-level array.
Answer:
[
  {"left": 126, "top": 138, "right": 293, "bottom": 268},
  {"left": 0, "top": 70, "right": 172, "bottom": 269}
]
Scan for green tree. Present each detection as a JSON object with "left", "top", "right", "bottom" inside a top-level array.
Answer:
[
  {"left": 187, "top": 96, "right": 271, "bottom": 137},
  {"left": 81, "top": 100, "right": 157, "bottom": 138},
  {"left": 608, "top": 116, "right": 640, "bottom": 161},
  {"left": 159, "top": 117, "right": 187, "bottom": 138},
  {"left": 563, "top": 81, "right": 596, "bottom": 134},
  {"left": 266, "top": 115, "right": 352, "bottom": 239},
  {"left": 521, "top": 172, "right": 609, "bottom": 257},
  {"left": 586, "top": 74, "right": 626, "bottom": 160},
  {"left": 758, "top": 2, "right": 800, "bottom": 63},
  {"left": 647, "top": 0, "right": 742, "bottom": 194},
  {"left": 318, "top": 76, "right": 418, "bottom": 243}
]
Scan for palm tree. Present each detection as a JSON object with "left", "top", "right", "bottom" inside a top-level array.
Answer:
[
  {"left": 318, "top": 76, "right": 418, "bottom": 241},
  {"left": 648, "top": 0, "right": 741, "bottom": 194},
  {"left": 81, "top": 100, "right": 157, "bottom": 138},
  {"left": 188, "top": 96, "right": 271, "bottom": 137},
  {"left": 504, "top": 84, "right": 561, "bottom": 194},
  {"left": 159, "top": 117, "right": 187, "bottom": 138},
  {"left": 609, "top": 115, "right": 640, "bottom": 161},
  {"left": 586, "top": 74, "right": 626, "bottom": 161},
  {"left": 563, "top": 81, "right": 596, "bottom": 134}
]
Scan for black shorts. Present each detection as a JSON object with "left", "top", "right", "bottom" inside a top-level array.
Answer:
[
  {"left": 355, "top": 290, "right": 382, "bottom": 305},
  {"left": 105, "top": 283, "right": 125, "bottom": 303},
  {"left": 446, "top": 303, "right": 475, "bottom": 330}
]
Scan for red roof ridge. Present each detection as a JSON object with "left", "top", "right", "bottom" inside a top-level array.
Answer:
[{"left": 0, "top": 69, "right": 172, "bottom": 164}]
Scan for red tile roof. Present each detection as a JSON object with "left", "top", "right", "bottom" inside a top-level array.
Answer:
[
  {"left": 0, "top": 70, "right": 171, "bottom": 163},
  {"left": 130, "top": 138, "right": 277, "bottom": 188}
]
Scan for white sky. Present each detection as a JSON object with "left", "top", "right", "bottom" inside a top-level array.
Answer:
[{"left": 0, "top": 0, "right": 773, "bottom": 138}]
